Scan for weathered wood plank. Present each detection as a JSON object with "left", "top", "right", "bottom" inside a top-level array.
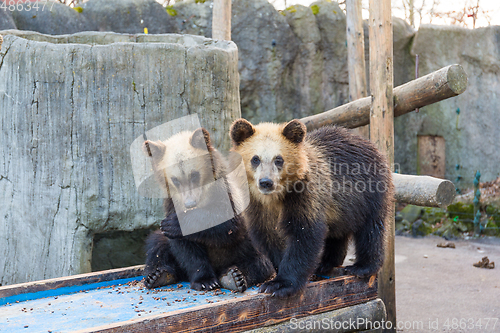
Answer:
[
  {"left": 301, "top": 64, "right": 468, "bottom": 131},
  {"left": 0, "top": 265, "right": 144, "bottom": 300},
  {"left": 417, "top": 135, "right": 446, "bottom": 178},
  {"left": 368, "top": 0, "right": 396, "bottom": 332},
  {"left": 75, "top": 275, "right": 378, "bottom": 333},
  {"left": 346, "top": 0, "right": 369, "bottom": 139},
  {"left": 212, "top": 0, "right": 231, "bottom": 41},
  {"left": 393, "top": 173, "right": 456, "bottom": 208}
]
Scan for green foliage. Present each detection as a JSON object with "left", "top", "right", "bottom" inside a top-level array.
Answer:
[
  {"left": 485, "top": 205, "right": 500, "bottom": 223},
  {"left": 397, "top": 201, "right": 500, "bottom": 238},
  {"left": 73, "top": 6, "right": 83, "bottom": 13},
  {"left": 483, "top": 218, "right": 500, "bottom": 236},
  {"left": 434, "top": 217, "right": 469, "bottom": 239},
  {"left": 195, "top": 0, "right": 206, "bottom": 3},
  {"left": 422, "top": 207, "right": 446, "bottom": 225},
  {"left": 447, "top": 202, "right": 474, "bottom": 221},
  {"left": 400, "top": 205, "right": 424, "bottom": 224},
  {"left": 166, "top": 5, "right": 177, "bottom": 16},
  {"left": 396, "top": 219, "right": 411, "bottom": 234},
  {"left": 285, "top": 5, "right": 297, "bottom": 13},
  {"left": 411, "top": 219, "right": 433, "bottom": 237},
  {"left": 310, "top": 4, "right": 319, "bottom": 15}
]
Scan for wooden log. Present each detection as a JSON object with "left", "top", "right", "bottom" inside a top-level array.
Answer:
[
  {"left": 212, "top": 0, "right": 232, "bottom": 41},
  {"left": 346, "top": 0, "right": 369, "bottom": 139},
  {"left": 0, "top": 266, "right": 378, "bottom": 332},
  {"left": 301, "top": 64, "right": 468, "bottom": 131},
  {"left": 78, "top": 275, "right": 378, "bottom": 333},
  {"left": 244, "top": 298, "right": 386, "bottom": 333},
  {"left": 368, "top": 0, "right": 396, "bottom": 331},
  {"left": 393, "top": 173, "right": 456, "bottom": 208}
]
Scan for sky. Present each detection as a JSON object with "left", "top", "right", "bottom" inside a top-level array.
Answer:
[{"left": 270, "top": 0, "right": 500, "bottom": 28}]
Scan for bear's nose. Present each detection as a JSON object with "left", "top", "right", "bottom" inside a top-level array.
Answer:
[{"left": 259, "top": 178, "right": 274, "bottom": 189}]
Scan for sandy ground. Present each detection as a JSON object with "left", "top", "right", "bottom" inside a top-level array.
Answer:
[{"left": 393, "top": 235, "right": 500, "bottom": 332}]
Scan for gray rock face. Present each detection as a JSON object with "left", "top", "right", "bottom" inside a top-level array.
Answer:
[
  {"left": 232, "top": 0, "right": 299, "bottom": 123},
  {"left": 11, "top": 1, "right": 91, "bottom": 35},
  {"left": 81, "top": 0, "right": 178, "bottom": 34},
  {"left": 0, "top": 8, "right": 16, "bottom": 30},
  {"left": 173, "top": 0, "right": 213, "bottom": 37},
  {"left": 310, "top": 0, "right": 350, "bottom": 111},
  {"left": 172, "top": 0, "right": 302, "bottom": 123},
  {"left": 394, "top": 25, "right": 500, "bottom": 185},
  {"left": 0, "top": 31, "right": 241, "bottom": 285}
]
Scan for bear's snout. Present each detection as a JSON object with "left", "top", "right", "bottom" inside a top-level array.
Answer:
[{"left": 259, "top": 178, "right": 274, "bottom": 190}]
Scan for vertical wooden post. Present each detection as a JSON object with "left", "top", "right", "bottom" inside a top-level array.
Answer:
[
  {"left": 346, "top": 0, "right": 369, "bottom": 139},
  {"left": 212, "top": 0, "right": 232, "bottom": 41},
  {"left": 368, "top": 0, "right": 395, "bottom": 331}
]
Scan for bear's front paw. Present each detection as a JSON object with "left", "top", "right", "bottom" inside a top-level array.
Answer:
[
  {"left": 259, "top": 278, "right": 301, "bottom": 298},
  {"left": 219, "top": 266, "right": 247, "bottom": 292},
  {"left": 191, "top": 277, "right": 220, "bottom": 291},
  {"left": 160, "top": 217, "right": 183, "bottom": 239},
  {"left": 344, "top": 264, "right": 377, "bottom": 279},
  {"left": 315, "top": 262, "right": 335, "bottom": 276},
  {"left": 143, "top": 267, "right": 177, "bottom": 289}
]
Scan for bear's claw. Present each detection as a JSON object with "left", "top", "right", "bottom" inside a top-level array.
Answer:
[
  {"left": 143, "top": 268, "right": 177, "bottom": 289},
  {"left": 220, "top": 266, "right": 247, "bottom": 292}
]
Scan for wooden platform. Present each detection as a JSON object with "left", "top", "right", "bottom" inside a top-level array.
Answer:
[{"left": 0, "top": 266, "right": 378, "bottom": 332}]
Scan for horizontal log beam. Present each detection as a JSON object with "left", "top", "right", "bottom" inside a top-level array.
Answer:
[
  {"left": 244, "top": 298, "right": 386, "bottom": 333},
  {"left": 393, "top": 173, "right": 456, "bottom": 208},
  {"left": 301, "top": 64, "right": 468, "bottom": 130}
]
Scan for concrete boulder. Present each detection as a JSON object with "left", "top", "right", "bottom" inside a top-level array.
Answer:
[
  {"left": 394, "top": 24, "right": 500, "bottom": 184},
  {"left": 0, "top": 30, "right": 240, "bottom": 285},
  {"left": 81, "top": 0, "right": 178, "bottom": 34},
  {"left": 11, "top": 1, "right": 91, "bottom": 35},
  {"left": 173, "top": 0, "right": 213, "bottom": 37},
  {"left": 0, "top": 8, "right": 16, "bottom": 30},
  {"left": 172, "top": 0, "right": 301, "bottom": 123},
  {"left": 232, "top": 0, "right": 299, "bottom": 123}
]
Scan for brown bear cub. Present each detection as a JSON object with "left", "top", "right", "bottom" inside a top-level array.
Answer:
[
  {"left": 230, "top": 119, "right": 394, "bottom": 297},
  {"left": 143, "top": 128, "right": 274, "bottom": 292}
]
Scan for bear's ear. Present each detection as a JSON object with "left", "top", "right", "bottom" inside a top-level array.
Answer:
[
  {"left": 143, "top": 140, "right": 166, "bottom": 159},
  {"left": 230, "top": 119, "right": 255, "bottom": 146},
  {"left": 282, "top": 119, "right": 306, "bottom": 144},
  {"left": 190, "top": 128, "right": 212, "bottom": 150}
]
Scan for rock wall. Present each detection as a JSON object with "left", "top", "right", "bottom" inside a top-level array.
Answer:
[
  {"left": 0, "top": 7, "right": 16, "bottom": 30},
  {"left": 395, "top": 25, "right": 500, "bottom": 187},
  {"left": 0, "top": 31, "right": 241, "bottom": 285}
]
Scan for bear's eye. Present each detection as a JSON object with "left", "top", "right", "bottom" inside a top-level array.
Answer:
[
  {"left": 251, "top": 155, "right": 261, "bottom": 167},
  {"left": 274, "top": 155, "right": 284, "bottom": 168},
  {"left": 190, "top": 171, "right": 200, "bottom": 184},
  {"left": 170, "top": 177, "right": 181, "bottom": 188}
]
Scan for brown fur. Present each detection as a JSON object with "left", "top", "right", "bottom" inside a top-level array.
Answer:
[
  {"left": 230, "top": 118, "right": 394, "bottom": 298},
  {"left": 143, "top": 128, "right": 274, "bottom": 292}
]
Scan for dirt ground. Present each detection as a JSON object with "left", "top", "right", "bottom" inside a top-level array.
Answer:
[{"left": 393, "top": 235, "right": 500, "bottom": 332}]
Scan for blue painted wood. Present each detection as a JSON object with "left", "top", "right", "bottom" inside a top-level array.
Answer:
[
  {"left": 0, "top": 277, "right": 142, "bottom": 306},
  {"left": 0, "top": 278, "right": 257, "bottom": 333}
]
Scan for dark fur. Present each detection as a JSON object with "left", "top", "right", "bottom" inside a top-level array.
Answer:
[
  {"left": 231, "top": 120, "right": 394, "bottom": 297},
  {"left": 144, "top": 129, "right": 274, "bottom": 291}
]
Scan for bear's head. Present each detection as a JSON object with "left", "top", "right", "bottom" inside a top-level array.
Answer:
[
  {"left": 230, "top": 119, "right": 309, "bottom": 201},
  {"left": 143, "top": 128, "right": 215, "bottom": 211}
]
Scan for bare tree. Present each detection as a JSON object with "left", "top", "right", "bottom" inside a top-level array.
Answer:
[
  {"left": 432, "top": 0, "right": 491, "bottom": 28},
  {"left": 394, "top": 0, "right": 491, "bottom": 28}
]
